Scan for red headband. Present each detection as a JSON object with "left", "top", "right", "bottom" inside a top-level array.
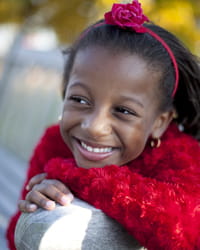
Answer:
[{"left": 104, "top": 0, "right": 179, "bottom": 97}]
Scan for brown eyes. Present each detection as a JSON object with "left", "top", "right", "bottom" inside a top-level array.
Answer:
[
  {"left": 115, "top": 106, "right": 137, "bottom": 116},
  {"left": 68, "top": 95, "right": 138, "bottom": 117},
  {"left": 69, "top": 96, "right": 90, "bottom": 105}
]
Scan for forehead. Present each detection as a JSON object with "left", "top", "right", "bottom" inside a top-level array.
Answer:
[
  {"left": 73, "top": 46, "right": 149, "bottom": 77},
  {"left": 70, "top": 46, "right": 161, "bottom": 105}
]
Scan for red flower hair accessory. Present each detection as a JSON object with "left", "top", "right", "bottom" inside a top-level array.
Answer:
[
  {"left": 104, "top": 0, "right": 179, "bottom": 97},
  {"left": 104, "top": 0, "right": 149, "bottom": 33}
]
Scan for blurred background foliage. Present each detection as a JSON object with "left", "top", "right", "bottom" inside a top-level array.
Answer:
[{"left": 0, "top": 0, "right": 199, "bottom": 53}]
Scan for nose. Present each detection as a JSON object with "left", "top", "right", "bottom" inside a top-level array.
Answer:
[{"left": 81, "top": 109, "right": 112, "bottom": 138}]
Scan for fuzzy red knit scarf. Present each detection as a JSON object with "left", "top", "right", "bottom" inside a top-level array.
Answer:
[{"left": 43, "top": 123, "right": 200, "bottom": 250}]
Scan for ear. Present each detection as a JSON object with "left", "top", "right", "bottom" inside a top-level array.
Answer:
[{"left": 151, "top": 110, "right": 175, "bottom": 139}]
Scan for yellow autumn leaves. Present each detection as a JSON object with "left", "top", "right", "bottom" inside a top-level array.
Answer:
[
  {"left": 0, "top": 0, "right": 199, "bottom": 53},
  {"left": 142, "top": 0, "right": 200, "bottom": 53}
]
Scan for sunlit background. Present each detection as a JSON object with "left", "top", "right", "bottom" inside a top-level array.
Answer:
[{"left": 0, "top": 0, "right": 200, "bottom": 248}]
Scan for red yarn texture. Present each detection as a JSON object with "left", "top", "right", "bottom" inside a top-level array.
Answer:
[{"left": 7, "top": 123, "right": 200, "bottom": 250}]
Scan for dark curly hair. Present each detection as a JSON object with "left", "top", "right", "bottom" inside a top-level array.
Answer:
[{"left": 62, "top": 21, "right": 200, "bottom": 140}]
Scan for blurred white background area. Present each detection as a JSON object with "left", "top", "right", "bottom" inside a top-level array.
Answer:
[{"left": 0, "top": 23, "right": 64, "bottom": 249}]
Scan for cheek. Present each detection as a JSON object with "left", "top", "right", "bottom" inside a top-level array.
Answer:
[
  {"left": 60, "top": 111, "right": 78, "bottom": 143},
  {"left": 125, "top": 136, "right": 146, "bottom": 159},
  {"left": 59, "top": 118, "right": 69, "bottom": 146},
  {"left": 61, "top": 109, "right": 79, "bottom": 128},
  {"left": 122, "top": 125, "right": 151, "bottom": 161}
]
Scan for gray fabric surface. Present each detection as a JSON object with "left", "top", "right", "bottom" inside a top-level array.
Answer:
[{"left": 15, "top": 198, "right": 145, "bottom": 250}]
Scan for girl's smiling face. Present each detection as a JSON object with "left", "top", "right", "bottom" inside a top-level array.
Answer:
[{"left": 60, "top": 46, "right": 173, "bottom": 168}]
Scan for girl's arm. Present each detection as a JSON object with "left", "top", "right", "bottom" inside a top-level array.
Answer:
[{"left": 45, "top": 158, "right": 200, "bottom": 250}]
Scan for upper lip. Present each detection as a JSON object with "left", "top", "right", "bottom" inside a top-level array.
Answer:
[{"left": 74, "top": 136, "right": 117, "bottom": 149}]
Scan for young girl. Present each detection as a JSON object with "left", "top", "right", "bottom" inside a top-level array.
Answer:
[{"left": 7, "top": 0, "right": 200, "bottom": 249}]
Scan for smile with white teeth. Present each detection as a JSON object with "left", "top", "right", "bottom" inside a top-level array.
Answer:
[{"left": 81, "top": 141, "right": 112, "bottom": 153}]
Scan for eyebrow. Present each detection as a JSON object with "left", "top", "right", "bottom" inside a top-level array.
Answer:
[
  {"left": 120, "top": 95, "right": 144, "bottom": 108},
  {"left": 69, "top": 82, "right": 88, "bottom": 91}
]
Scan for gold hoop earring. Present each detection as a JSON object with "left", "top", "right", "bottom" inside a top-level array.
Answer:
[
  {"left": 173, "top": 111, "right": 178, "bottom": 119},
  {"left": 150, "top": 138, "right": 161, "bottom": 148}
]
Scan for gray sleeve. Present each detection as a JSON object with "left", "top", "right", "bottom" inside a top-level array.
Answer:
[{"left": 15, "top": 198, "right": 145, "bottom": 250}]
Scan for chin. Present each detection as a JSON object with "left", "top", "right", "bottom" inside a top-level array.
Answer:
[{"left": 75, "top": 159, "right": 109, "bottom": 169}]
